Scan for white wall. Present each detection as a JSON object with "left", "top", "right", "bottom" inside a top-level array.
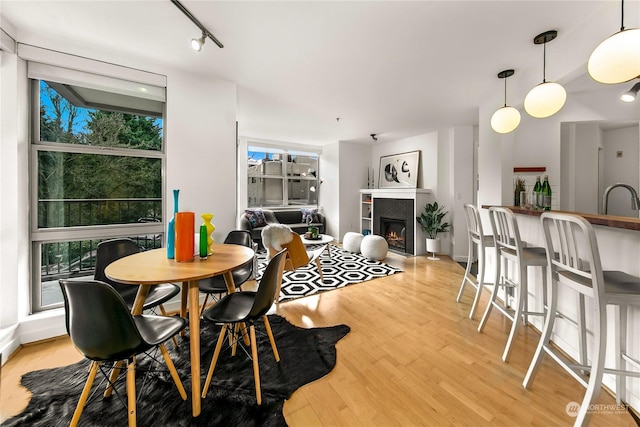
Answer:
[
  {"left": 336, "top": 141, "right": 369, "bottom": 241},
  {"left": 601, "top": 126, "right": 640, "bottom": 217},
  {"left": 165, "top": 75, "right": 238, "bottom": 243},
  {"left": 449, "top": 126, "right": 474, "bottom": 261},
  {"left": 0, "top": 49, "right": 29, "bottom": 359},
  {"left": 561, "top": 122, "right": 602, "bottom": 213},
  {"left": 322, "top": 140, "right": 340, "bottom": 239}
]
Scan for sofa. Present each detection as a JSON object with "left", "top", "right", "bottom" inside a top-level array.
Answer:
[{"left": 239, "top": 208, "right": 326, "bottom": 248}]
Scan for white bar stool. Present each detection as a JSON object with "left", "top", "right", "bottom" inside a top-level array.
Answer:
[
  {"left": 523, "top": 212, "right": 640, "bottom": 426},
  {"left": 478, "top": 206, "right": 548, "bottom": 362},
  {"left": 457, "top": 203, "right": 495, "bottom": 319}
]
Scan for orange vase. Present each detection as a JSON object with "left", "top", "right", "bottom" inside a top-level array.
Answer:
[{"left": 175, "top": 212, "right": 195, "bottom": 262}]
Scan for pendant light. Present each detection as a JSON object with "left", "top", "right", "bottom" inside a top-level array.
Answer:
[
  {"left": 524, "top": 30, "right": 567, "bottom": 119},
  {"left": 491, "top": 69, "right": 521, "bottom": 134},
  {"left": 588, "top": 0, "right": 640, "bottom": 84}
]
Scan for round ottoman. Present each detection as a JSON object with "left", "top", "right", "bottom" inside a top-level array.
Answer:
[
  {"left": 361, "top": 234, "right": 388, "bottom": 261},
  {"left": 343, "top": 232, "right": 364, "bottom": 253}
]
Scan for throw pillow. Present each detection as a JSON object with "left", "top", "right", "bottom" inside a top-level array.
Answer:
[
  {"left": 245, "top": 209, "right": 268, "bottom": 228},
  {"left": 301, "top": 208, "right": 320, "bottom": 224}
]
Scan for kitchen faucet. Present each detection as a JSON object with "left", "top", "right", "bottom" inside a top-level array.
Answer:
[{"left": 602, "top": 183, "right": 640, "bottom": 214}]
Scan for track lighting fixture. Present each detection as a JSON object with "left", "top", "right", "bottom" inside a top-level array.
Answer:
[
  {"left": 620, "top": 81, "right": 640, "bottom": 102},
  {"left": 588, "top": 0, "right": 640, "bottom": 84},
  {"left": 370, "top": 134, "right": 378, "bottom": 141},
  {"left": 491, "top": 69, "right": 521, "bottom": 134},
  {"left": 171, "top": 0, "right": 224, "bottom": 51},
  {"left": 524, "top": 30, "right": 566, "bottom": 119},
  {"left": 191, "top": 32, "right": 206, "bottom": 52}
]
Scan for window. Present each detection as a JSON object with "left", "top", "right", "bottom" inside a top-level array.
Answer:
[
  {"left": 30, "top": 68, "right": 165, "bottom": 312},
  {"left": 247, "top": 147, "right": 320, "bottom": 208}
]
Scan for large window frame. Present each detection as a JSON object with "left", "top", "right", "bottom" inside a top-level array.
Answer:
[
  {"left": 29, "top": 67, "right": 166, "bottom": 313},
  {"left": 246, "top": 144, "right": 321, "bottom": 209}
]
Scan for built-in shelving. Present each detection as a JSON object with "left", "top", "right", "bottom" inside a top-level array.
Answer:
[{"left": 360, "top": 191, "right": 372, "bottom": 235}]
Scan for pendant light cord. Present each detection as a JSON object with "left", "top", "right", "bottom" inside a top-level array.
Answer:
[
  {"left": 621, "top": 0, "right": 625, "bottom": 31},
  {"left": 542, "top": 41, "right": 547, "bottom": 83},
  {"left": 504, "top": 77, "right": 507, "bottom": 107}
]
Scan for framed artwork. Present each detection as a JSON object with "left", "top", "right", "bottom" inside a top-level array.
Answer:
[{"left": 378, "top": 150, "right": 420, "bottom": 188}]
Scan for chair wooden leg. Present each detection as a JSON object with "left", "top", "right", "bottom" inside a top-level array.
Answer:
[
  {"left": 126, "top": 358, "right": 137, "bottom": 427},
  {"left": 202, "top": 323, "right": 227, "bottom": 398},
  {"left": 200, "top": 294, "right": 210, "bottom": 316},
  {"left": 159, "top": 304, "right": 179, "bottom": 348},
  {"left": 315, "top": 258, "right": 324, "bottom": 281},
  {"left": 231, "top": 323, "right": 240, "bottom": 356},
  {"left": 159, "top": 343, "right": 187, "bottom": 400},
  {"left": 263, "top": 315, "right": 280, "bottom": 362},
  {"left": 70, "top": 361, "right": 99, "bottom": 427},
  {"left": 250, "top": 324, "right": 261, "bottom": 405},
  {"left": 104, "top": 360, "right": 124, "bottom": 397}
]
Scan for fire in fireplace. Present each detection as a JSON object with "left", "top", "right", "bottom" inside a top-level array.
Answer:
[{"left": 381, "top": 217, "right": 406, "bottom": 252}]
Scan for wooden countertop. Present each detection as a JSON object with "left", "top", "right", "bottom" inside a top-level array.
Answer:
[{"left": 481, "top": 206, "right": 640, "bottom": 232}]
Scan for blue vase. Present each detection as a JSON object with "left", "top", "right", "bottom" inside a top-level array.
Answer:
[{"left": 166, "top": 189, "right": 179, "bottom": 259}]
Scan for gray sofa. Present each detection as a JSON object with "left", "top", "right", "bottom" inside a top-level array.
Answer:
[{"left": 239, "top": 208, "right": 326, "bottom": 248}]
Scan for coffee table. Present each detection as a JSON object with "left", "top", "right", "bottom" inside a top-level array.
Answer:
[{"left": 299, "top": 233, "right": 334, "bottom": 258}]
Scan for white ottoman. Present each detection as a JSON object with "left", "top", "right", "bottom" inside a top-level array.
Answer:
[
  {"left": 361, "top": 234, "right": 388, "bottom": 261},
  {"left": 342, "top": 232, "right": 364, "bottom": 253}
]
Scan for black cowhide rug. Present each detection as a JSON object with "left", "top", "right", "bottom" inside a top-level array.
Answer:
[{"left": 5, "top": 315, "right": 350, "bottom": 427}]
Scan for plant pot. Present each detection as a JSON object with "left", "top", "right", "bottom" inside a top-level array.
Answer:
[{"left": 426, "top": 238, "right": 440, "bottom": 260}]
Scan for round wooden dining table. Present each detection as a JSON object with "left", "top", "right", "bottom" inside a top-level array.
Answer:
[{"left": 104, "top": 244, "right": 255, "bottom": 417}]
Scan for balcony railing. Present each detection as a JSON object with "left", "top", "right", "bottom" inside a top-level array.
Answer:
[{"left": 38, "top": 197, "right": 162, "bottom": 228}]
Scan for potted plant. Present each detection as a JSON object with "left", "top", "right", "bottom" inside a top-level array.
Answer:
[{"left": 416, "top": 201, "right": 451, "bottom": 260}]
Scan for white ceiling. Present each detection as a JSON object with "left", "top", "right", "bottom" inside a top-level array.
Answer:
[{"left": 2, "top": 1, "right": 639, "bottom": 145}]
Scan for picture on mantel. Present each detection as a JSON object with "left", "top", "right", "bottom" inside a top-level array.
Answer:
[{"left": 378, "top": 150, "right": 420, "bottom": 189}]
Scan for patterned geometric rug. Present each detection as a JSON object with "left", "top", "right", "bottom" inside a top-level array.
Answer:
[{"left": 256, "top": 245, "right": 402, "bottom": 301}]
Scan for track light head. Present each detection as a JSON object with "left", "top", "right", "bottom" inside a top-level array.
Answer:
[
  {"left": 191, "top": 32, "right": 206, "bottom": 52},
  {"left": 620, "top": 81, "right": 640, "bottom": 102}
]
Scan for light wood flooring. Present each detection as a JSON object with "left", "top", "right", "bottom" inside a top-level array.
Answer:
[{"left": 1, "top": 253, "right": 638, "bottom": 426}]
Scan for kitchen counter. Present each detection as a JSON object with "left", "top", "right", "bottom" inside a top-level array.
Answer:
[{"left": 481, "top": 206, "right": 640, "bottom": 231}]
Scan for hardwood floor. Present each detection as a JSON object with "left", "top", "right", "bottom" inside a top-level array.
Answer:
[{"left": 1, "top": 253, "right": 637, "bottom": 426}]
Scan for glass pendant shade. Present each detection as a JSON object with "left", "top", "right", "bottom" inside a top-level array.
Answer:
[
  {"left": 588, "top": 28, "right": 640, "bottom": 84},
  {"left": 491, "top": 106, "right": 521, "bottom": 134},
  {"left": 524, "top": 81, "right": 567, "bottom": 118}
]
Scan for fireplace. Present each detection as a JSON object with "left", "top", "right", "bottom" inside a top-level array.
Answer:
[
  {"left": 373, "top": 198, "right": 415, "bottom": 255},
  {"left": 381, "top": 217, "right": 407, "bottom": 252}
]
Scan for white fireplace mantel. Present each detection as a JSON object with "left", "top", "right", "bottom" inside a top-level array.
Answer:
[{"left": 365, "top": 188, "right": 432, "bottom": 199}]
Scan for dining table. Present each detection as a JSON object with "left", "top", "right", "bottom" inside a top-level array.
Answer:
[{"left": 104, "top": 243, "right": 255, "bottom": 417}]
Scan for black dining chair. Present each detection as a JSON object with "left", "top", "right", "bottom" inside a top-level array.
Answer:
[
  {"left": 201, "top": 249, "right": 287, "bottom": 405},
  {"left": 95, "top": 238, "right": 181, "bottom": 349},
  {"left": 94, "top": 238, "right": 181, "bottom": 313},
  {"left": 198, "top": 230, "right": 255, "bottom": 315},
  {"left": 59, "top": 279, "right": 188, "bottom": 427}
]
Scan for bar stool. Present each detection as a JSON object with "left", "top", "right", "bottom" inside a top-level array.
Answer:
[
  {"left": 523, "top": 212, "right": 640, "bottom": 426},
  {"left": 457, "top": 203, "right": 495, "bottom": 319},
  {"left": 478, "top": 206, "right": 548, "bottom": 362}
]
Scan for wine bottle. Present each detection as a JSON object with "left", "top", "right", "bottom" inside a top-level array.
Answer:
[
  {"left": 542, "top": 175, "right": 552, "bottom": 211},
  {"left": 533, "top": 176, "right": 542, "bottom": 209}
]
